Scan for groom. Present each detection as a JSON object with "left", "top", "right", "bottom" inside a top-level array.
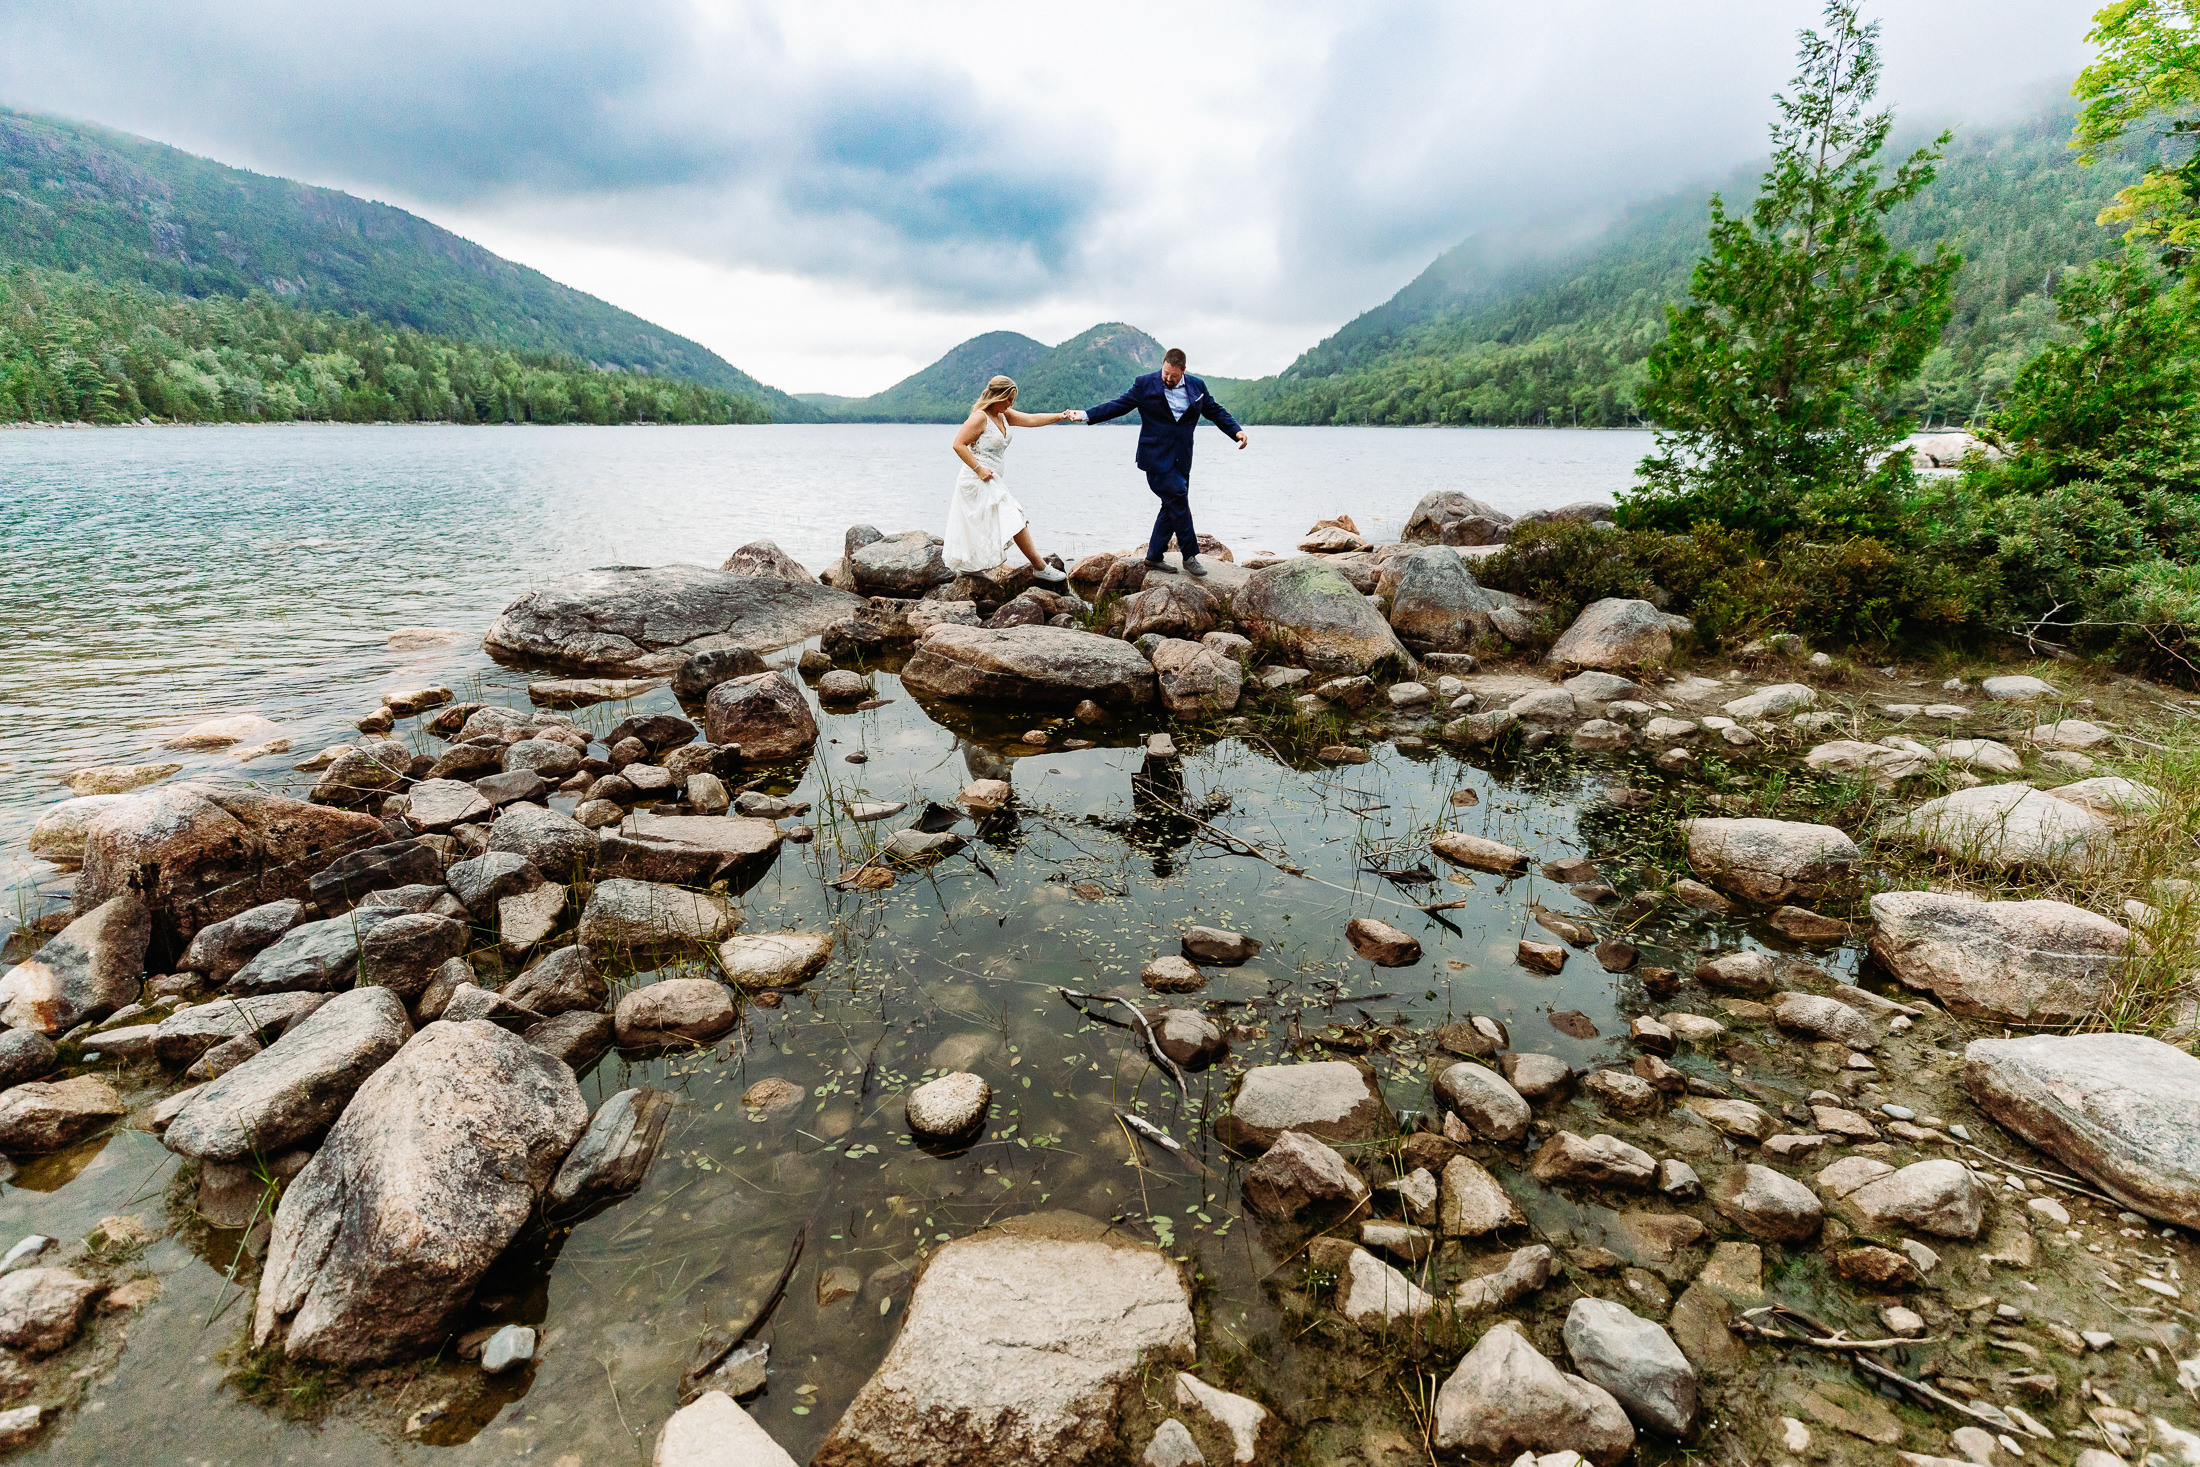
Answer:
[{"left": 1078, "top": 347, "right": 1247, "bottom": 576}]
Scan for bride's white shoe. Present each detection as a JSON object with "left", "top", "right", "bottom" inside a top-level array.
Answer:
[{"left": 1032, "top": 564, "right": 1067, "bottom": 584}]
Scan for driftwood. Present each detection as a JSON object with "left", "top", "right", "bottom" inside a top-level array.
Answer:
[
  {"left": 1731, "top": 1303, "right": 2035, "bottom": 1437},
  {"left": 680, "top": 1223, "right": 807, "bottom": 1404},
  {"left": 1058, "top": 988, "right": 1188, "bottom": 1094}
]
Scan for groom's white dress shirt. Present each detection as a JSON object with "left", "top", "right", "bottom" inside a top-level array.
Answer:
[{"left": 1164, "top": 379, "right": 1190, "bottom": 418}]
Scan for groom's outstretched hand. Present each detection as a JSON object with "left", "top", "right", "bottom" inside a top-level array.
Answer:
[{"left": 1235, "top": 430, "right": 1250, "bottom": 450}]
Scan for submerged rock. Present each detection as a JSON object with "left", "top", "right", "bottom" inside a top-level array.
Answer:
[
  {"left": 1964, "top": 1032, "right": 2200, "bottom": 1229},
  {"left": 812, "top": 1212, "right": 1193, "bottom": 1466},
  {"left": 253, "top": 1021, "right": 586, "bottom": 1364},
  {"left": 482, "top": 564, "right": 860, "bottom": 675},
  {"left": 1868, "top": 891, "right": 2129, "bottom": 1025}
]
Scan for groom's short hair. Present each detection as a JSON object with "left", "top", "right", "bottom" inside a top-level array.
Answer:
[{"left": 1163, "top": 348, "right": 1187, "bottom": 368}]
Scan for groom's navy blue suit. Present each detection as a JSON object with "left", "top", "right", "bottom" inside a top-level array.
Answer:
[{"left": 1084, "top": 371, "right": 1243, "bottom": 563}]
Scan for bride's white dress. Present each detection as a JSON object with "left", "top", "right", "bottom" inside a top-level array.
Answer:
[{"left": 943, "top": 413, "right": 1026, "bottom": 573}]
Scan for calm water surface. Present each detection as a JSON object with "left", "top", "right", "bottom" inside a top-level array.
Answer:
[{"left": 0, "top": 422, "right": 1782, "bottom": 1465}]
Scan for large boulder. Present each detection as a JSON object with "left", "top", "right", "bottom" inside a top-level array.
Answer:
[
  {"left": 252, "top": 1021, "right": 587, "bottom": 1364},
  {"left": 720, "top": 539, "right": 815, "bottom": 583},
  {"left": 1432, "top": 1320, "right": 1634, "bottom": 1465},
  {"left": 1681, "top": 818, "right": 1859, "bottom": 904},
  {"left": 1878, "top": 783, "right": 2115, "bottom": 873},
  {"left": 72, "top": 783, "right": 384, "bottom": 959},
  {"left": 814, "top": 1212, "right": 1193, "bottom": 1466},
  {"left": 903, "top": 626, "right": 1157, "bottom": 710},
  {"left": 1149, "top": 639, "right": 1242, "bottom": 717},
  {"left": 1965, "top": 1033, "right": 2200, "bottom": 1229},
  {"left": 1563, "top": 1297, "right": 1698, "bottom": 1437},
  {"left": 1546, "top": 599, "right": 1686, "bottom": 671},
  {"left": 703, "top": 671, "right": 820, "bottom": 763},
  {"left": 1403, "top": 491, "right": 1512, "bottom": 546},
  {"left": 1868, "top": 891, "right": 2129, "bottom": 1025},
  {"left": 225, "top": 906, "right": 407, "bottom": 997},
  {"left": 0, "top": 893, "right": 149, "bottom": 1035},
  {"left": 598, "top": 813, "right": 785, "bottom": 887},
  {"left": 1379, "top": 546, "right": 1496, "bottom": 651},
  {"left": 576, "top": 878, "right": 737, "bottom": 952},
  {"left": 1233, "top": 558, "right": 1409, "bottom": 677},
  {"left": 1213, "top": 1061, "right": 1392, "bottom": 1151},
  {"left": 850, "top": 531, "right": 953, "bottom": 596},
  {"left": 163, "top": 986, "right": 411, "bottom": 1163},
  {"left": 483, "top": 564, "right": 861, "bottom": 675}
]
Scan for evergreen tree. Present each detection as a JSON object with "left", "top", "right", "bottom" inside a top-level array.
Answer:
[{"left": 1624, "top": 3, "right": 1962, "bottom": 539}]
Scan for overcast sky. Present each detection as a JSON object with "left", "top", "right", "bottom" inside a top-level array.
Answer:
[{"left": 0, "top": 1, "right": 2092, "bottom": 395}]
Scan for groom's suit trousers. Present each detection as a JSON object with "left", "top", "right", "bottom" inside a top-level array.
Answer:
[{"left": 1145, "top": 468, "right": 1197, "bottom": 561}]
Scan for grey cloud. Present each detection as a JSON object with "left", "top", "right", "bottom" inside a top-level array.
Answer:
[{"left": 0, "top": 0, "right": 1105, "bottom": 304}]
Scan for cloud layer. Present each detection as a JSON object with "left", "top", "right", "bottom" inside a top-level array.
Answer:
[{"left": 0, "top": 0, "right": 2094, "bottom": 390}]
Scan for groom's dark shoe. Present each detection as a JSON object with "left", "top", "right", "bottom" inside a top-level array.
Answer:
[
  {"left": 1143, "top": 557, "right": 1168, "bottom": 570},
  {"left": 1181, "top": 556, "right": 1209, "bottom": 577}
]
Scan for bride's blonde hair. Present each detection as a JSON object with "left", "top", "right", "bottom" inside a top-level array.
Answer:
[{"left": 974, "top": 376, "right": 1017, "bottom": 413}]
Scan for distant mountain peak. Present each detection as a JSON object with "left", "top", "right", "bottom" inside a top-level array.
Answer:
[{"left": 820, "top": 321, "right": 1165, "bottom": 421}]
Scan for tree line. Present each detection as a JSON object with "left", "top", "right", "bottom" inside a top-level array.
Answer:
[{"left": 0, "top": 268, "right": 767, "bottom": 426}]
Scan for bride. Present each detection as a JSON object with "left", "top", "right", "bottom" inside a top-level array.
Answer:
[{"left": 944, "top": 375, "right": 1077, "bottom": 582}]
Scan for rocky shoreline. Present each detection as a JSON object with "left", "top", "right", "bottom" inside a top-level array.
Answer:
[{"left": 0, "top": 489, "right": 2195, "bottom": 1463}]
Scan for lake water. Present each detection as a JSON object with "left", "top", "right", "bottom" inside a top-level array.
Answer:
[
  {"left": 0, "top": 421, "right": 1833, "bottom": 1465},
  {"left": 0, "top": 422, "right": 1649, "bottom": 861}
]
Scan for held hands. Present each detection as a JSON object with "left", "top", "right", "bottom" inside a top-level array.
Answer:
[{"left": 1063, "top": 409, "right": 1087, "bottom": 423}]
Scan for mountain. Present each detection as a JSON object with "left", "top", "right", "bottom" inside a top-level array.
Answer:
[
  {"left": 822, "top": 323, "right": 1165, "bottom": 421},
  {"left": 0, "top": 107, "right": 818, "bottom": 420},
  {"left": 1231, "top": 92, "right": 2141, "bottom": 428}
]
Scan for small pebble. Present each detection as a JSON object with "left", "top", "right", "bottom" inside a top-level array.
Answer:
[
  {"left": 1949, "top": 1123, "right": 1971, "bottom": 1141},
  {"left": 845, "top": 751, "right": 869, "bottom": 764},
  {"left": 0, "top": 1236, "right": 51, "bottom": 1268},
  {"left": 1782, "top": 1418, "right": 1812, "bottom": 1453},
  {"left": 1881, "top": 1103, "right": 1916, "bottom": 1121},
  {"left": 2081, "top": 1330, "right": 2115, "bottom": 1350}
]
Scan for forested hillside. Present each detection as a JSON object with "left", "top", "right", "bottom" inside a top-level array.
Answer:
[
  {"left": 821, "top": 323, "right": 1164, "bottom": 421},
  {"left": 0, "top": 108, "right": 814, "bottom": 421},
  {"left": 1237, "top": 96, "right": 2140, "bottom": 427},
  {"left": 0, "top": 267, "right": 764, "bottom": 425}
]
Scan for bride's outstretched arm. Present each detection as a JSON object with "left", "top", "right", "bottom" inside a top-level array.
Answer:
[{"left": 1004, "top": 408, "right": 1076, "bottom": 427}]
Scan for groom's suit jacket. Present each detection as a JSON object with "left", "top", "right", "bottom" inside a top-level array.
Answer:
[{"left": 1084, "top": 372, "right": 1243, "bottom": 477}]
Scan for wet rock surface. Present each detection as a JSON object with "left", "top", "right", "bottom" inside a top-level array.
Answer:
[
  {"left": 812, "top": 1212, "right": 1193, "bottom": 1466},
  {"left": 253, "top": 1021, "right": 587, "bottom": 1364}
]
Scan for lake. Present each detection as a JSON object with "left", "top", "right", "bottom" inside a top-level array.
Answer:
[
  {"left": 0, "top": 421, "right": 1786, "bottom": 1465},
  {"left": 0, "top": 423, "right": 1651, "bottom": 860}
]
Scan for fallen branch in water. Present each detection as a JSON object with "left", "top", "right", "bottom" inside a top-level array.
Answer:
[
  {"left": 1732, "top": 1307, "right": 1936, "bottom": 1350},
  {"left": 1057, "top": 988, "right": 1187, "bottom": 1094},
  {"left": 1731, "top": 1304, "right": 2032, "bottom": 1436},
  {"left": 680, "top": 1222, "right": 806, "bottom": 1403}
]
